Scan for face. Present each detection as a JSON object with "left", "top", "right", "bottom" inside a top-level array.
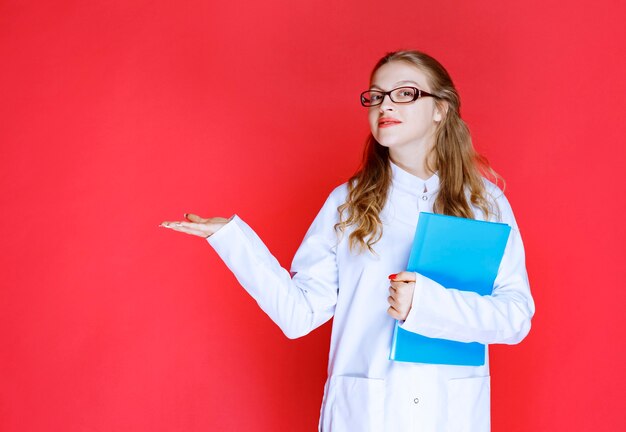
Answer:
[{"left": 368, "top": 61, "right": 443, "bottom": 153}]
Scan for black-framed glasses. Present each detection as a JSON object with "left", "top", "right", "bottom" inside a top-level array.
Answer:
[{"left": 360, "top": 86, "right": 439, "bottom": 107}]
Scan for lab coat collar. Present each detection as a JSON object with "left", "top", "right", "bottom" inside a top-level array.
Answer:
[{"left": 390, "top": 160, "right": 440, "bottom": 195}]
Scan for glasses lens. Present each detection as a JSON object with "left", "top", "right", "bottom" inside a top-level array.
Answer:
[
  {"left": 391, "top": 87, "right": 417, "bottom": 103},
  {"left": 361, "top": 91, "right": 383, "bottom": 107}
]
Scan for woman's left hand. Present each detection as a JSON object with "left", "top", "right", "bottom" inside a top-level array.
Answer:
[{"left": 387, "top": 271, "right": 417, "bottom": 321}]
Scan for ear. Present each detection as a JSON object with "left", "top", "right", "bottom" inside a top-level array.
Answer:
[{"left": 433, "top": 101, "right": 448, "bottom": 122}]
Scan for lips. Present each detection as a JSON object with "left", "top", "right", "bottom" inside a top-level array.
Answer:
[{"left": 378, "top": 118, "right": 402, "bottom": 128}]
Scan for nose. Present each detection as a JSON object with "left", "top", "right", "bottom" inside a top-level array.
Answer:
[{"left": 379, "top": 93, "right": 396, "bottom": 112}]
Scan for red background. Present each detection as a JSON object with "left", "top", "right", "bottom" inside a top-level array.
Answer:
[{"left": 2, "top": 1, "right": 625, "bottom": 431}]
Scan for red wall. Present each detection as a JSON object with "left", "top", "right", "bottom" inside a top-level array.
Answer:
[{"left": 2, "top": 1, "right": 625, "bottom": 430}]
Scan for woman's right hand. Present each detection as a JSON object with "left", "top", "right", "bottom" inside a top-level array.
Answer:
[{"left": 159, "top": 213, "right": 231, "bottom": 238}]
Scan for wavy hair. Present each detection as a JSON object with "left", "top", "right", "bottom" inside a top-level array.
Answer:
[{"left": 335, "top": 50, "right": 502, "bottom": 254}]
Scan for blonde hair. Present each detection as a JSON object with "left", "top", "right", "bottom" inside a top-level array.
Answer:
[{"left": 335, "top": 50, "right": 502, "bottom": 254}]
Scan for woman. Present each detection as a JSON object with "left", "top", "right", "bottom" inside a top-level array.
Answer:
[{"left": 160, "top": 50, "right": 535, "bottom": 432}]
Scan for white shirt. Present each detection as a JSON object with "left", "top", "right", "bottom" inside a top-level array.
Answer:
[{"left": 207, "top": 161, "right": 535, "bottom": 432}]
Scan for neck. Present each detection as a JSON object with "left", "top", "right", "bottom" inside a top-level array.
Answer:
[{"left": 389, "top": 145, "right": 435, "bottom": 180}]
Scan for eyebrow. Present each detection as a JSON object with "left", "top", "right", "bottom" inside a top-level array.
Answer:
[{"left": 370, "top": 80, "right": 420, "bottom": 90}]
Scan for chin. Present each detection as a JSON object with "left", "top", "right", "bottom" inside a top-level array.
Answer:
[{"left": 374, "top": 136, "right": 402, "bottom": 148}]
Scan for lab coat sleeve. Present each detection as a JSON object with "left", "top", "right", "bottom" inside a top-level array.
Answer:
[
  {"left": 400, "top": 192, "right": 535, "bottom": 345},
  {"left": 206, "top": 186, "right": 343, "bottom": 339}
]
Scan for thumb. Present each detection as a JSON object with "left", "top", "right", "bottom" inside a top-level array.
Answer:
[
  {"left": 390, "top": 271, "right": 416, "bottom": 282},
  {"left": 184, "top": 213, "right": 208, "bottom": 223}
]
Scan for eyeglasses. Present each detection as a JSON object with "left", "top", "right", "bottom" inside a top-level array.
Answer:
[{"left": 360, "top": 86, "right": 439, "bottom": 107}]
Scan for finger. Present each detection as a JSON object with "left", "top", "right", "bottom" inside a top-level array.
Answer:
[
  {"left": 390, "top": 280, "right": 415, "bottom": 289},
  {"left": 389, "top": 290, "right": 402, "bottom": 302},
  {"left": 185, "top": 221, "right": 205, "bottom": 229},
  {"left": 166, "top": 221, "right": 210, "bottom": 231},
  {"left": 387, "top": 306, "right": 400, "bottom": 320},
  {"left": 387, "top": 295, "right": 399, "bottom": 308},
  {"left": 161, "top": 222, "right": 210, "bottom": 237},
  {"left": 159, "top": 221, "right": 181, "bottom": 228},
  {"left": 185, "top": 213, "right": 208, "bottom": 223},
  {"left": 389, "top": 286, "right": 397, "bottom": 295}
]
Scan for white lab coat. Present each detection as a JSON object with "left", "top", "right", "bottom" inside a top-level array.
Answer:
[{"left": 207, "top": 161, "right": 534, "bottom": 432}]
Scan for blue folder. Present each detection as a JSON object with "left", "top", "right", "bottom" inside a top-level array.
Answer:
[{"left": 389, "top": 212, "right": 511, "bottom": 366}]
